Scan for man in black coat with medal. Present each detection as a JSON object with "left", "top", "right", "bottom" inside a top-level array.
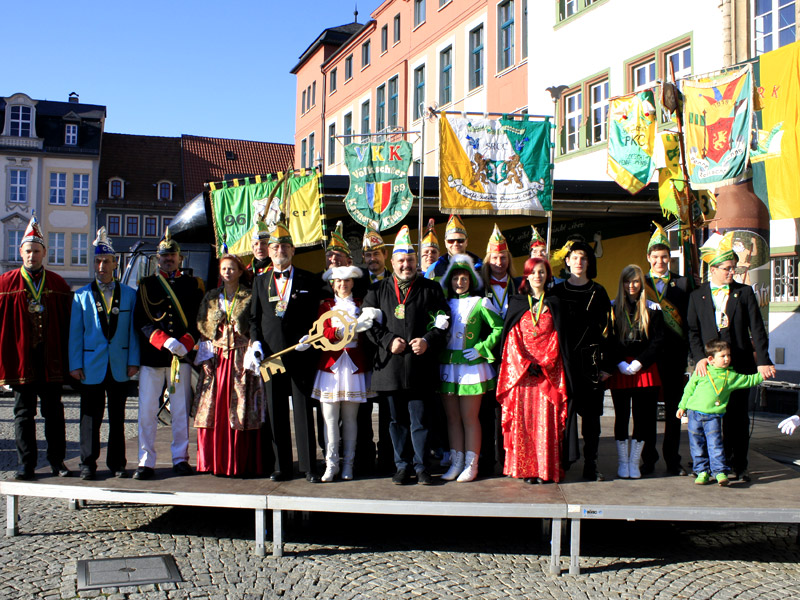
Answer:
[
  {"left": 249, "top": 222, "right": 323, "bottom": 483},
  {"left": 362, "top": 225, "right": 450, "bottom": 484}
]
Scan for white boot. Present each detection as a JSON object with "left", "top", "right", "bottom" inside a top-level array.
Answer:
[
  {"left": 457, "top": 450, "right": 479, "bottom": 482},
  {"left": 616, "top": 439, "right": 630, "bottom": 479},
  {"left": 321, "top": 443, "right": 340, "bottom": 483},
  {"left": 629, "top": 439, "right": 644, "bottom": 479},
  {"left": 441, "top": 451, "right": 464, "bottom": 481},
  {"left": 341, "top": 440, "right": 356, "bottom": 481}
]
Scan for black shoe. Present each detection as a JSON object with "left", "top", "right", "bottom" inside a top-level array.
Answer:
[
  {"left": 114, "top": 470, "right": 130, "bottom": 479},
  {"left": 52, "top": 463, "right": 71, "bottom": 477},
  {"left": 305, "top": 472, "right": 321, "bottom": 483},
  {"left": 392, "top": 469, "right": 411, "bottom": 485},
  {"left": 80, "top": 467, "right": 95, "bottom": 481},
  {"left": 13, "top": 467, "right": 35, "bottom": 481},
  {"left": 269, "top": 471, "right": 289, "bottom": 482},
  {"left": 666, "top": 464, "right": 688, "bottom": 476},
  {"left": 523, "top": 477, "right": 537, "bottom": 485},
  {"left": 735, "top": 470, "right": 751, "bottom": 482},
  {"left": 417, "top": 470, "right": 433, "bottom": 485},
  {"left": 172, "top": 461, "right": 193, "bottom": 476},
  {"left": 582, "top": 462, "right": 605, "bottom": 481},
  {"left": 640, "top": 463, "right": 655, "bottom": 476},
  {"left": 133, "top": 466, "right": 155, "bottom": 480}
]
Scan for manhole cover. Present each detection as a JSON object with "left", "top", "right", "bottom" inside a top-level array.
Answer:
[{"left": 76, "top": 554, "right": 182, "bottom": 590}]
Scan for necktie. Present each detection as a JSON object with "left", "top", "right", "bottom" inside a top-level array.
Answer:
[{"left": 490, "top": 278, "right": 507, "bottom": 289}]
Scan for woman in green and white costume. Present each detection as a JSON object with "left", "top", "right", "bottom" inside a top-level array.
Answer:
[{"left": 439, "top": 254, "right": 504, "bottom": 482}]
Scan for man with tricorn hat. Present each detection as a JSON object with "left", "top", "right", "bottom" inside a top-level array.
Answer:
[
  {"left": 0, "top": 215, "right": 72, "bottom": 480},
  {"left": 69, "top": 227, "right": 140, "bottom": 479},
  {"left": 133, "top": 228, "right": 204, "bottom": 480},
  {"left": 249, "top": 221, "right": 324, "bottom": 482}
]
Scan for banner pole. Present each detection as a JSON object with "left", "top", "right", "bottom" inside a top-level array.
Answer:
[{"left": 418, "top": 106, "right": 426, "bottom": 255}]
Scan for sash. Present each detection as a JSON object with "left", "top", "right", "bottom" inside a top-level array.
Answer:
[
  {"left": 156, "top": 273, "right": 189, "bottom": 329},
  {"left": 645, "top": 281, "right": 685, "bottom": 339}
]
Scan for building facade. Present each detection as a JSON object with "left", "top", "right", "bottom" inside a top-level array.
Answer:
[{"left": 0, "top": 92, "right": 105, "bottom": 287}]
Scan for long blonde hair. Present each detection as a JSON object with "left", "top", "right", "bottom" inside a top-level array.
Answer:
[{"left": 613, "top": 264, "right": 650, "bottom": 342}]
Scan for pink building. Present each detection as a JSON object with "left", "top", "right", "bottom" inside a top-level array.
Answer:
[{"left": 292, "top": 0, "right": 529, "bottom": 176}]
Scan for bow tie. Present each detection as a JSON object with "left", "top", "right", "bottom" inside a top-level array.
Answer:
[
  {"left": 371, "top": 273, "right": 384, "bottom": 282},
  {"left": 490, "top": 278, "right": 507, "bottom": 289},
  {"left": 274, "top": 270, "right": 290, "bottom": 279},
  {"left": 650, "top": 273, "right": 669, "bottom": 282},
  {"left": 98, "top": 281, "right": 115, "bottom": 293},
  {"left": 711, "top": 284, "right": 729, "bottom": 294}
]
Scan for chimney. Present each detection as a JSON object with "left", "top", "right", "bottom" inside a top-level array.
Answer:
[{"left": 68, "top": 92, "right": 79, "bottom": 103}]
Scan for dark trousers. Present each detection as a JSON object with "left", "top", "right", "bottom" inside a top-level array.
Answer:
[
  {"left": 611, "top": 387, "right": 659, "bottom": 462},
  {"left": 355, "top": 398, "right": 392, "bottom": 472},
  {"left": 576, "top": 387, "right": 605, "bottom": 464},
  {"left": 79, "top": 367, "right": 129, "bottom": 472},
  {"left": 723, "top": 387, "right": 752, "bottom": 473},
  {"left": 385, "top": 391, "right": 429, "bottom": 473},
  {"left": 657, "top": 364, "right": 687, "bottom": 469},
  {"left": 13, "top": 382, "right": 66, "bottom": 471},
  {"left": 478, "top": 390, "right": 503, "bottom": 475},
  {"left": 265, "top": 371, "right": 318, "bottom": 476}
]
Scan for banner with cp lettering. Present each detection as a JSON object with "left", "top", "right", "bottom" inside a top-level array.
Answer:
[{"left": 607, "top": 89, "right": 657, "bottom": 195}]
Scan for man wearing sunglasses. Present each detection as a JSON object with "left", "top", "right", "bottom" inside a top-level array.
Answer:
[{"left": 424, "top": 214, "right": 482, "bottom": 281}]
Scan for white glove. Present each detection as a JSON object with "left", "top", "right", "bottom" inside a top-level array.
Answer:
[
  {"left": 355, "top": 318, "right": 373, "bottom": 333},
  {"left": 779, "top": 415, "right": 800, "bottom": 435},
  {"left": 627, "top": 360, "right": 643, "bottom": 374},
  {"left": 434, "top": 314, "right": 450, "bottom": 330},
  {"left": 360, "top": 307, "right": 383, "bottom": 325},
  {"left": 243, "top": 344, "right": 261, "bottom": 374},
  {"left": 251, "top": 341, "right": 264, "bottom": 361},
  {"left": 617, "top": 361, "right": 630, "bottom": 375},
  {"left": 295, "top": 335, "right": 311, "bottom": 352},
  {"left": 194, "top": 340, "right": 214, "bottom": 365},
  {"left": 164, "top": 337, "right": 188, "bottom": 357},
  {"left": 462, "top": 348, "right": 480, "bottom": 361}
]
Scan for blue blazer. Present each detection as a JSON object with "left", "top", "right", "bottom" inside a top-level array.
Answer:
[{"left": 69, "top": 281, "right": 140, "bottom": 385}]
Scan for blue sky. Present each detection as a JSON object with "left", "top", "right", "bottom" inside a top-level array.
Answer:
[{"left": 2, "top": 1, "right": 380, "bottom": 145}]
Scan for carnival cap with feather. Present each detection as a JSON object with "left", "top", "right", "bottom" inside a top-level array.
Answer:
[
  {"left": 268, "top": 221, "right": 293, "bottom": 246},
  {"left": 700, "top": 231, "right": 737, "bottom": 266},
  {"left": 440, "top": 253, "right": 483, "bottom": 292},
  {"left": 647, "top": 222, "right": 670, "bottom": 253},
  {"left": 392, "top": 225, "right": 415, "bottom": 255},
  {"left": 486, "top": 223, "right": 508, "bottom": 254},
  {"left": 362, "top": 226, "right": 385, "bottom": 251},
  {"left": 529, "top": 226, "right": 545, "bottom": 249},
  {"left": 328, "top": 221, "right": 351, "bottom": 257},
  {"left": 421, "top": 218, "right": 440, "bottom": 250},
  {"left": 445, "top": 214, "right": 468, "bottom": 239},
  {"left": 93, "top": 227, "right": 115, "bottom": 255},
  {"left": 21, "top": 214, "right": 45, "bottom": 247}
]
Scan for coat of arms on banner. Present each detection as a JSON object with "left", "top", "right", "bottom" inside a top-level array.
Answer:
[
  {"left": 439, "top": 115, "right": 552, "bottom": 215},
  {"left": 343, "top": 141, "right": 414, "bottom": 231}
]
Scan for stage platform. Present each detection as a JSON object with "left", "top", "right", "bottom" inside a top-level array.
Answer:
[{"left": 1, "top": 426, "right": 799, "bottom": 574}]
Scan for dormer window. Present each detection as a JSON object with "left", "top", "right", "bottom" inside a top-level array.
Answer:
[
  {"left": 10, "top": 105, "right": 32, "bottom": 137},
  {"left": 65, "top": 124, "right": 78, "bottom": 145},
  {"left": 157, "top": 181, "right": 172, "bottom": 201},
  {"left": 109, "top": 178, "right": 124, "bottom": 199}
]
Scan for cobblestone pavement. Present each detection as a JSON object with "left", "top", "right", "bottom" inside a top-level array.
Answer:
[{"left": 0, "top": 393, "right": 798, "bottom": 599}]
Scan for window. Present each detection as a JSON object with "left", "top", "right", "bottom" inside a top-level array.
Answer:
[
  {"left": 388, "top": 77, "right": 399, "bottom": 128},
  {"left": 361, "top": 100, "right": 371, "bottom": 138},
  {"left": 50, "top": 172, "right": 67, "bottom": 205},
  {"left": 771, "top": 255, "right": 798, "bottom": 302},
  {"left": 522, "top": 0, "right": 528, "bottom": 59},
  {"left": 413, "top": 65, "right": 426, "bottom": 121},
  {"left": 330, "top": 68, "right": 338, "bottom": 93},
  {"left": 666, "top": 45, "right": 692, "bottom": 81},
  {"left": 376, "top": 85, "right": 387, "bottom": 134},
  {"left": 144, "top": 217, "right": 158, "bottom": 237},
  {"left": 632, "top": 59, "right": 656, "bottom": 91},
  {"left": 328, "top": 123, "right": 336, "bottom": 165},
  {"left": 312, "top": 81, "right": 316, "bottom": 106},
  {"left": 301, "top": 138, "right": 307, "bottom": 169},
  {"left": 107, "top": 215, "right": 121, "bottom": 236},
  {"left": 362, "top": 40, "right": 371, "bottom": 67},
  {"left": 7, "top": 230, "right": 23, "bottom": 263},
  {"left": 158, "top": 182, "right": 172, "bottom": 201},
  {"left": 126, "top": 216, "right": 139, "bottom": 237},
  {"left": 558, "top": 0, "right": 603, "bottom": 21},
  {"left": 65, "top": 123, "right": 78, "bottom": 145},
  {"left": 9, "top": 169, "right": 28, "bottom": 203},
  {"left": 73, "top": 173, "right": 89, "bottom": 205},
  {"left": 625, "top": 39, "right": 692, "bottom": 95},
  {"left": 588, "top": 80, "right": 609, "bottom": 146},
  {"left": 309, "top": 132, "right": 316, "bottom": 168},
  {"left": 48, "top": 232, "right": 65, "bottom": 265},
  {"left": 564, "top": 90, "right": 583, "bottom": 153},
  {"left": 71, "top": 233, "right": 88, "bottom": 266},
  {"left": 440, "top": 0, "right": 451, "bottom": 6},
  {"left": 344, "top": 112, "right": 353, "bottom": 144},
  {"left": 470, "top": 25, "right": 484, "bottom": 90},
  {"left": 754, "top": 0, "right": 796, "bottom": 56},
  {"left": 393, "top": 14, "right": 401, "bottom": 43},
  {"left": 440, "top": 46, "right": 452, "bottom": 106},
  {"left": 162, "top": 217, "right": 172, "bottom": 234},
  {"left": 414, "top": 0, "right": 426, "bottom": 27},
  {"left": 345, "top": 55, "right": 353, "bottom": 80},
  {"left": 498, "top": 1, "right": 515, "bottom": 71},
  {"left": 9, "top": 105, "right": 32, "bottom": 137},
  {"left": 302, "top": 90, "right": 307, "bottom": 113},
  {"left": 109, "top": 179, "right": 123, "bottom": 198}
]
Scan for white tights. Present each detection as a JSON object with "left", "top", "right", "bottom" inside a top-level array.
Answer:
[{"left": 321, "top": 401, "right": 360, "bottom": 447}]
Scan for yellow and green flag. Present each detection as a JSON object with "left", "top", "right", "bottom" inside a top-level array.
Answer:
[
  {"left": 607, "top": 90, "right": 657, "bottom": 194},
  {"left": 284, "top": 169, "right": 324, "bottom": 248}
]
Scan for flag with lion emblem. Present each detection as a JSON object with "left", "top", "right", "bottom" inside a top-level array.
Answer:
[{"left": 439, "top": 115, "right": 552, "bottom": 215}]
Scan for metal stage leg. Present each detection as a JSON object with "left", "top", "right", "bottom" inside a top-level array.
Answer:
[
  {"left": 272, "top": 509, "right": 284, "bottom": 557},
  {"left": 550, "top": 518, "right": 562, "bottom": 575},
  {"left": 255, "top": 509, "right": 266, "bottom": 557},
  {"left": 6, "top": 495, "right": 18, "bottom": 537},
  {"left": 569, "top": 519, "right": 581, "bottom": 575}
]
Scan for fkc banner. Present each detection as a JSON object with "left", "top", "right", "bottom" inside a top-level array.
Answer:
[
  {"left": 607, "top": 89, "right": 657, "bottom": 195},
  {"left": 439, "top": 115, "right": 552, "bottom": 215},
  {"left": 683, "top": 66, "right": 753, "bottom": 189},
  {"left": 343, "top": 141, "right": 413, "bottom": 231}
]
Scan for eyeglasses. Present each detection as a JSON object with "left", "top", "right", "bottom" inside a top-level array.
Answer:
[
  {"left": 712, "top": 265, "right": 736, "bottom": 272},
  {"left": 445, "top": 238, "right": 466, "bottom": 244}
]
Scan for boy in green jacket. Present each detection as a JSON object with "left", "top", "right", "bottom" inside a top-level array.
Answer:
[{"left": 677, "top": 340, "right": 763, "bottom": 486}]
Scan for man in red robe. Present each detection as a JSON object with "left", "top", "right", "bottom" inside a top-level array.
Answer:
[{"left": 0, "top": 216, "right": 72, "bottom": 480}]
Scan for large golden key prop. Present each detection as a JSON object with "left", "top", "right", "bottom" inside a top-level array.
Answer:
[{"left": 259, "top": 309, "right": 358, "bottom": 382}]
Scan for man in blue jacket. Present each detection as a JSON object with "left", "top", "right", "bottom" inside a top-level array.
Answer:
[{"left": 69, "top": 228, "right": 140, "bottom": 480}]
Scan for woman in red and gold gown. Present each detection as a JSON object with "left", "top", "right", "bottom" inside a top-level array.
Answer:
[{"left": 497, "top": 258, "right": 568, "bottom": 484}]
